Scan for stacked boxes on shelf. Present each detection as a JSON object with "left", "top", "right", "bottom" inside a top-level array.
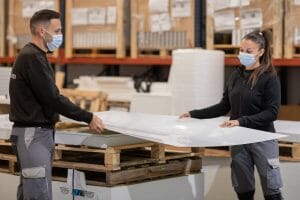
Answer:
[
  {"left": 73, "top": 76, "right": 135, "bottom": 111},
  {"left": 284, "top": 0, "right": 300, "bottom": 58},
  {"left": 7, "top": 0, "right": 60, "bottom": 57},
  {"left": 130, "top": 0, "right": 195, "bottom": 58},
  {"left": 0, "top": 0, "right": 5, "bottom": 57},
  {"left": 206, "top": 0, "right": 283, "bottom": 58},
  {"left": 65, "top": 0, "right": 130, "bottom": 58}
]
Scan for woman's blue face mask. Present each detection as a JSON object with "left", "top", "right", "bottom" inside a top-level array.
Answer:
[{"left": 238, "top": 52, "right": 256, "bottom": 68}]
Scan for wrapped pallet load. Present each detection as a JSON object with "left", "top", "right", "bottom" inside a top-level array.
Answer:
[
  {"left": 206, "top": 0, "right": 283, "bottom": 58},
  {"left": 65, "top": 0, "right": 130, "bottom": 58},
  {"left": 7, "top": 0, "right": 60, "bottom": 57},
  {"left": 131, "top": 0, "right": 195, "bottom": 58},
  {"left": 284, "top": 0, "right": 300, "bottom": 58}
]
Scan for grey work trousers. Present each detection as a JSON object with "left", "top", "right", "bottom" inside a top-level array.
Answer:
[
  {"left": 230, "top": 139, "right": 283, "bottom": 196},
  {"left": 10, "top": 127, "right": 55, "bottom": 200}
]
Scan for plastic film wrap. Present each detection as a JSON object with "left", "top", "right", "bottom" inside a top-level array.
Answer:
[{"left": 169, "top": 48, "right": 225, "bottom": 115}]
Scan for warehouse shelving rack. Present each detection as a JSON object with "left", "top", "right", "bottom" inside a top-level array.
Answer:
[{"left": 2, "top": 51, "right": 300, "bottom": 67}]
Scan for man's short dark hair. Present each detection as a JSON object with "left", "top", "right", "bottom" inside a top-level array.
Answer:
[{"left": 29, "top": 9, "right": 60, "bottom": 35}]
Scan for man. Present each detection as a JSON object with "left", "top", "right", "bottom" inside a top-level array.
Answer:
[{"left": 9, "top": 9, "right": 104, "bottom": 200}]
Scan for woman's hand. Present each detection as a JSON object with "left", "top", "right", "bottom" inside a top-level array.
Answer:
[
  {"left": 179, "top": 112, "right": 191, "bottom": 119},
  {"left": 220, "top": 120, "right": 239, "bottom": 128}
]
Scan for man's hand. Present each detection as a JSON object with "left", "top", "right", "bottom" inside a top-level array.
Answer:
[
  {"left": 220, "top": 120, "right": 239, "bottom": 128},
  {"left": 89, "top": 114, "right": 105, "bottom": 133},
  {"left": 179, "top": 112, "right": 191, "bottom": 119}
]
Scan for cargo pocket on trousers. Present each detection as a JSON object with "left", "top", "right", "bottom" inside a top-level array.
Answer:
[
  {"left": 267, "top": 158, "right": 283, "bottom": 189},
  {"left": 22, "top": 166, "right": 49, "bottom": 200}
]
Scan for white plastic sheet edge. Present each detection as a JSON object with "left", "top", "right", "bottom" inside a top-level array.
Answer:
[
  {"left": 91, "top": 111, "right": 286, "bottom": 147},
  {"left": 0, "top": 112, "right": 288, "bottom": 147}
]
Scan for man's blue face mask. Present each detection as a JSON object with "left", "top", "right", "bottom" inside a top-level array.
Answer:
[{"left": 43, "top": 30, "right": 63, "bottom": 52}]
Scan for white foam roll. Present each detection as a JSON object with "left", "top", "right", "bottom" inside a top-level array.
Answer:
[{"left": 169, "top": 49, "right": 225, "bottom": 115}]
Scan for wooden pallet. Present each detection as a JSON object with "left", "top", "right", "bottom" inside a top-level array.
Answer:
[
  {"left": 7, "top": 0, "right": 60, "bottom": 57},
  {"left": 107, "top": 100, "right": 131, "bottom": 111},
  {"left": 206, "top": 0, "right": 283, "bottom": 58},
  {"left": 65, "top": 0, "right": 129, "bottom": 58},
  {"left": 284, "top": 42, "right": 300, "bottom": 58},
  {"left": 54, "top": 142, "right": 203, "bottom": 171},
  {"left": 0, "top": 137, "right": 202, "bottom": 185},
  {"left": 71, "top": 48, "right": 120, "bottom": 58},
  {"left": 203, "top": 147, "right": 230, "bottom": 158},
  {"left": 0, "top": 154, "right": 18, "bottom": 174},
  {"left": 0, "top": 139, "right": 18, "bottom": 174},
  {"left": 52, "top": 157, "right": 201, "bottom": 186},
  {"left": 278, "top": 105, "right": 300, "bottom": 121},
  {"left": 0, "top": 139, "right": 14, "bottom": 155},
  {"left": 279, "top": 141, "right": 300, "bottom": 162},
  {"left": 130, "top": 0, "right": 195, "bottom": 58},
  {"left": 0, "top": 104, "right": 10, "bottom": 114},
  {"left": 53, "top": 158, "right": 201, "bottom": 186},
  {"left": 135, "top": 48, "right": 172, "bottom": 58},
  {"left": 60, "top": 88, "right": 108, "bottom": 112},
  {"left": 213, "top": 45, "right": 241, "bottom": 57},
  {"left": 202, "top": 142, "right": 300, "bottom": 162},
  {"left": 0, "top": 153, "right": 201, "bottom": 186},
  {"left": 213, "top": 44, "right": 280, "bottom": 58},
  {"left": 291, "top": 45, "right": 300, "bottom": 58}
]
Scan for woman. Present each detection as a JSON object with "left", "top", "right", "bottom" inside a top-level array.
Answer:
[{"left": 180, "top": 30, "right": 283, "bottom": 200}]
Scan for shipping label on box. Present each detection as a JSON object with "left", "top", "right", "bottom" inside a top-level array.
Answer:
[
  {"left": 88, "top": 7, "right": 106, "bottom": 25},
  {"left": 171, "top": 0, "right": 191, "bottom": 17},
  {"left": 240, "top": 9, "right": 262, "bottom": 29},
  {"left": 72, "top": 8, "right": 88, "bottom": 25}
]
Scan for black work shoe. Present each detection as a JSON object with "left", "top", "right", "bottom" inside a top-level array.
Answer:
[
  {"left": 264, "top": 192, "right": 283, "bottom": 200},
  {"left": 237, "top": 190, "right": 255, "bottom": 200}
]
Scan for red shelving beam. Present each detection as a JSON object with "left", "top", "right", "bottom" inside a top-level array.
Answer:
[
  {"left": 61, "top": 57, "right": 172, "bottom": 65},
  {"left": 225, "top": 57, "right": 300, "bottom": 67},
  {"left": 0, "top": 56, "right": 172, "bottom": 66},
  {"left": 2, "top": 56, "right": 300, "bottom": 67}
]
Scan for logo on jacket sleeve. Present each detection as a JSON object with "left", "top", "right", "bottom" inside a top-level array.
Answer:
[{"left": 11, "top": 73, "right": 16, "bottom": 79}]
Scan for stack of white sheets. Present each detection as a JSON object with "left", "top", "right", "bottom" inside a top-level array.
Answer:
[{"left": 73, "top": 76, "right": 135, "bottom": 102}]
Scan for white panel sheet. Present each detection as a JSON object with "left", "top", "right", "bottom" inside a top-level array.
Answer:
[
  {"left": 0, "top": 112, "right": 287, "bottom": 147},
  {"left": 55, "top": 131, "right": 147, "bottom": 148},
  {"left": 91, "top": 111, "right": 285, "bottom": 147}
]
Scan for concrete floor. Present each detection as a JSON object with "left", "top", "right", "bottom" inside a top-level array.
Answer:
[{"left": 202, "top": 157, "right": 299, "bottom": 200}]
